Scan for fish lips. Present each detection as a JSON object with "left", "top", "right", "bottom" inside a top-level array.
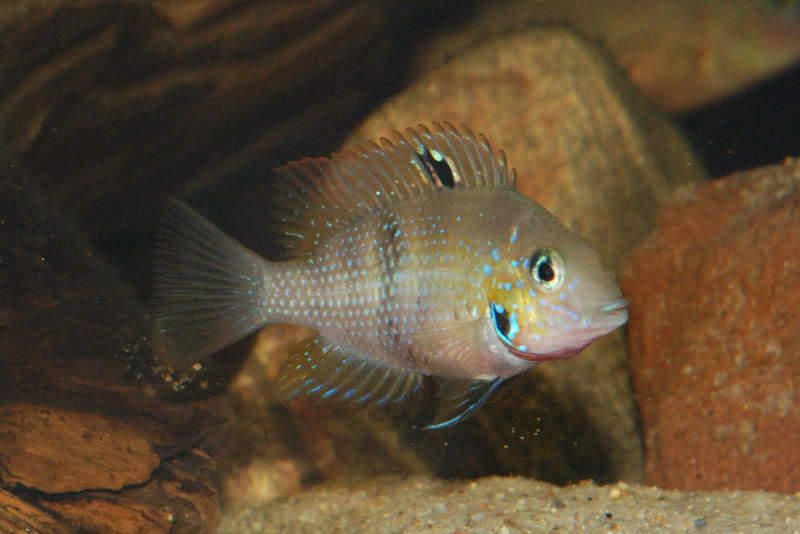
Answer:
[{"left": 506, "top": 344, "right": 583, "bottom": 362}]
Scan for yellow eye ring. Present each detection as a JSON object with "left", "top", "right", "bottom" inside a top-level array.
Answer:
[{"left": 529, "top": 247, "right": 565, "bottom": 292}]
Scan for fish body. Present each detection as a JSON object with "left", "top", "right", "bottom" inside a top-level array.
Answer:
[{"left": 154, "top": 123, "right": 627, "bottom": 428}]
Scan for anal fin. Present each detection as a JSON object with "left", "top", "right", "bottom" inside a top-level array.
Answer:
[{"left": 277, "top": 336, "right": 423, "bottom": 408}]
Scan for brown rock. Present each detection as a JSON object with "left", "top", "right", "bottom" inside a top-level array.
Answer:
[
  {"left": 344, "top": 28, "right": 703, "bottom": 483},
  {"left": 349, "top": 28, "right": 703, "bottom": 284},
  {"left": 408, "top": 0, "right": 800, "bottom": 112},
  {"left": 622, "top": 159, "right": 800, "bottom": 492}
]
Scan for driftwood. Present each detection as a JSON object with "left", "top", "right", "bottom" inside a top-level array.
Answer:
[
  {"left": 0, "top": 1, "right": 449, "bottom": 530},
  {"left": 0, "top": 151, "right": 221, "bottom": 532},
  {"left": 0, "top": 0, "right": 437, "bottom": 249}
]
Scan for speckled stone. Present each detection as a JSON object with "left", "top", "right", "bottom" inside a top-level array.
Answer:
[
  {"left": 346, "top": 27, "right": 705, "bottom": 484},
  {"left": 622, "top": 159, "right": 800, "bottom": 492},
  {"left": 217, "top": 475, "right": 800, "bottom": 534}
]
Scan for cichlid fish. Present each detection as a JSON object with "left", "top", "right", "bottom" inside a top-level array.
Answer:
[{"left": 153, "top": 122, "right": 628, "bottom": 428}]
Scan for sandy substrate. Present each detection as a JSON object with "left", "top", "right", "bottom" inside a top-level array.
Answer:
[{"left": 218, "top": 475, "right": 800, "bottom": 533}]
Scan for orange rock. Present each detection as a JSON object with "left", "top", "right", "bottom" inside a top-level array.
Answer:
[{"left": 622, "top": 159, "right": 800, "bottom": 492}]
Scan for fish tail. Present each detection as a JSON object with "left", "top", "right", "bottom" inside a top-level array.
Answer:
[{"left": 152, "top": 198, "right": 273, "bottom": 368}]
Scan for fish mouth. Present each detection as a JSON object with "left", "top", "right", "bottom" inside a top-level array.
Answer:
[
  {"left": 506, "top": 344, "right": 582, "bottom": 362},
  {"left": 599, "top": 297, "right": 628, "bottom": 314},
  {"left": 593, "top": 297, "right": 629, "bottom": 328}
]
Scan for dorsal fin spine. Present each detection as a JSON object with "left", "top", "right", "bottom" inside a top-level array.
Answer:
[
  {"left": 268, "top": 122, "right": 516, "bottom": 258},
  {"left": 375, "top": 138, "right": 416, "bottom": 200},
  {"left": 369, "top": 139, "right": 417, "bottom": 201},
  {"left": 385, "top": 134, "right": 427, "bottom": 197},
  {"left": 477, "top": 134, "right": 496, "bottom": 184}
]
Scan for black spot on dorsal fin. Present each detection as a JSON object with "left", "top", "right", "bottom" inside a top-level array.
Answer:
[{"left": 414, "top": 141, "right": 456, "bottom": 188}]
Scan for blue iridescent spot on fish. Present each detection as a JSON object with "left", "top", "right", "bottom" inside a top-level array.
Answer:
[{"left": 152, "top": 122, "right": 628, "bottom": 430}]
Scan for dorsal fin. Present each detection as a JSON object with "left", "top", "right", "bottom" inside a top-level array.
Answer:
[{"left": 269, "top": 122, "right": 517, "bottom": 257}]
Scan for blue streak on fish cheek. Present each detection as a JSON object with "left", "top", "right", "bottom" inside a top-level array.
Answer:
[
  {"left": 491, "top": 249, "right": 501, "bottom": 262},
  {"left": 510, "top": 227, "right": 519, "bottom": 244},
  {"left": 483, "top": 264, "right": 492, "bottom": 276},
  {"left": 507, "top": 312, "right": 520, "bottom": 341}
]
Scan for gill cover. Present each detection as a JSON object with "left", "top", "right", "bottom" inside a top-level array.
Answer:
[{"left": 488, "top": 243, "right": 573, "bottom": 360}]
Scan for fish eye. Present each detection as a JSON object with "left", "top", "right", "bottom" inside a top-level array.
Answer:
[{"left": 529, "top": 247, "right": 564, "bottom": 292}]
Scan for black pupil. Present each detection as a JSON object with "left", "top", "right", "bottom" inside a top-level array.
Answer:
[{"left": 537, "top": 258, "right": 555, "bottom": 282}]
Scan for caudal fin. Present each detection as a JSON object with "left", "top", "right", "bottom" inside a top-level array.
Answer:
[{"left": 152, "top": 198, "right": 271, "bottom": 368}]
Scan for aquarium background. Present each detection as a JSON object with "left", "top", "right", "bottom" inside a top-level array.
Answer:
[{"left": 1, "top": 1, "right": 799, "bottom": 532}]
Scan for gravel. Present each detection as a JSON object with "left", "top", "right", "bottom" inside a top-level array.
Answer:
[{"left": 218, "top": 475, "right": 800, "bottom": 533}]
